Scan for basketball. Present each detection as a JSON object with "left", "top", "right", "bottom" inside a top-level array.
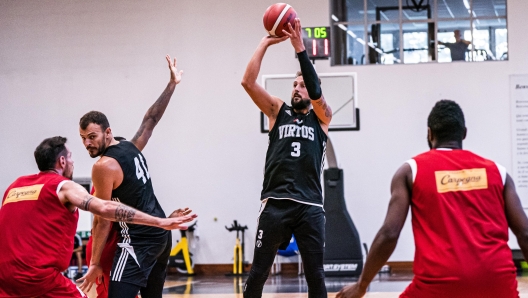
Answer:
[{"left": 263, "top": 3, "right": 297, "bottom": 37}]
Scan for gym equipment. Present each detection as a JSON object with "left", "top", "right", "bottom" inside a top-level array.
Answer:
[
  {"left": 323, "top": 138, "right": 364, "bottom": 276},
  {"left": 168, "top": 222, "right": 196, "bottom": 275},
  {"left": 225, "top": 220, "right": 248, "bottom": 275}
]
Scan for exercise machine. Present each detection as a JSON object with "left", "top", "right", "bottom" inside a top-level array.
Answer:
[
  {"left": 168, "top": 222, "right": 197, "bottom": 275},
  {"left": 225, "top": 220, "right": 248, "bottom": 275}
]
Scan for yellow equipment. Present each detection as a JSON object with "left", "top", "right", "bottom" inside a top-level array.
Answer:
[
  {"left": 169, "top": 222, "right": 196, "bottom": 275},
  {"left": 225, "top": 220, "right": 248, "bottom": 275}
]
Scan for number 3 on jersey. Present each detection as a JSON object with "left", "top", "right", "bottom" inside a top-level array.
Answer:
[
  {"left": 291, "top": 142, "right": 301, "bottom": 157},
  {"left": 134, "top": 154, "right": 150, "bottom": 183}
]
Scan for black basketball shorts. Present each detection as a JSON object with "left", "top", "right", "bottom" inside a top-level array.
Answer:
[
  {"left": 254, "top": 198, "right": 325, "bottom": 254},
  {"left": 110, "top": 233, "right": 172, "bottom": 287}
]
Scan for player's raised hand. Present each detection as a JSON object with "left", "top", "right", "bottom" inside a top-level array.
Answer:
[
  {"left": 261, "top": 35, "right": 289, "bottom": 47},
  {"left": 166, "top": 55, "right": 183, "bottom": 85},
  {"left": 168, "top": 207, "right": 193, "bottom": 218},
  {"left": 161, "top": 213, "right": 197, "bottom": 230},
  {"left": 283, "top": 18, "right": 305, "bottom": 53}
]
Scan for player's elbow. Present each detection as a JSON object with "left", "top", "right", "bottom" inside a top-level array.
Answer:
[
  {"left": 241, "top": 79, "right": 252, "bottom": 90},
  {"left": 308, "top": 89, "right": 322, "bottom": 101},
  {"left": 515, "top": 229, "right": 528, "bottom": 246},
  {"left": 92, "top": 203, "right": 113, "bottom": 222},
  {"left": 378, "top": 225, "right": 401, "bottom": 243}
]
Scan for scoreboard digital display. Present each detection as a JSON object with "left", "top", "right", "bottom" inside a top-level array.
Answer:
[{"left": 302, "top": 26, "right": 331, "bottom": 60}]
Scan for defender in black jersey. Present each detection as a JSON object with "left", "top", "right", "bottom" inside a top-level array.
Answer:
[
  {"left": 78, "top": 55, "right": 196, "bottom": 297},
  {"left": 241, "top": 19, "right": 332, "bottom": 298}
]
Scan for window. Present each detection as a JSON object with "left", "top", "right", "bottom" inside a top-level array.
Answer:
[{"left": 330, "top": 0, "right": 508, "bottom": 65}]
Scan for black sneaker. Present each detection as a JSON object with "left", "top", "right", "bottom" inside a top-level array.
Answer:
[{"left": 73, "top": 272, "right": 83, "bottom": 280}]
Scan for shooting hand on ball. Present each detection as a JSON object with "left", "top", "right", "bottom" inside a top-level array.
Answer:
[
  {"left": 261, "top": 35, "right": 289, "bottom": 47},
  {"left": 283, "top": 18, "right": 305, "bottom": 53},
  {"left": 166, "top": 55, "right": 183, "bottom": 85}
]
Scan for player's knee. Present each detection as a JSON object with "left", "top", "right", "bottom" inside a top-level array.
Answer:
[
  {"left": 248, "top": 264, "right": 270, "bottom": 281},
  {"left": 304, "top": 267, "right": 325, "bottom": 283}
]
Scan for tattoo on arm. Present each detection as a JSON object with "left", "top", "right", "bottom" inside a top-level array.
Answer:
[
  {"left": 315, "top": 99, "right": 332, "bottom": 118},
  {"left": 132, "top": 125, "right": 146, "bottom": 143},
  {"left": 80, "top": 195, "right": 94, "bottom": 211},
  {"left": 325, "top": 104, "right": 332, "bottom": 118},
  {"left": 115, "top": 204, "right": 137, "bottom": 222},
  {"left": 131, "top": 84, "right": 175, "bottom": 144}
]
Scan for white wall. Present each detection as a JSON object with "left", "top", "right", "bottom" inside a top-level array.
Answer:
[{"left": 1, "top": 0, "right": 527, "bottom": 264}]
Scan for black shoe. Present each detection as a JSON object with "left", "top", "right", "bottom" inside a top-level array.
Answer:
[{"left": 73, "top": 272, "right": 83, "bottom": 280}]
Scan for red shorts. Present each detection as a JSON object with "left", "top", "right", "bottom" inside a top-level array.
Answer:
[
  {"left": 39, "top": 274, "right": 87, "bottom": 298},
  {"left": 86, "top": 229, "right": 119, "bottom": 298},
  {"left": 0, "top": 269, "right": 86, "bottom": 298}
]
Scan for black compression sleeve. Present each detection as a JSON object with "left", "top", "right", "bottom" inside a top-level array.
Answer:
[{"left": 297, "top": 50, "right": 322, "bottom": 100}]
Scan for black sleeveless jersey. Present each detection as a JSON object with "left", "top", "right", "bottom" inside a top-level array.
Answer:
[
  {"left": 103, "top": 141, "right": 168, "bottom": 242},
  {"left": 261, "top": 103, "right": 327, "bottom": 206}
]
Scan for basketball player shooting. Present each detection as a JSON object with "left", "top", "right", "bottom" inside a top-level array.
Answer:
[
  {"left": 78, "top": 55, "right": 193, "bottom": 297},
  {"left": 241, "top": 18, "right": 332, "bottom": 298}
]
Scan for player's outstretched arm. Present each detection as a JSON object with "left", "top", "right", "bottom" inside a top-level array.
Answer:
[
  {"left": 131, "top": 55, "right": 183, "bottom": 151},
  {"left": 241, "top": 36, "right": 287, "bottom": 121},
  {"left": 283, "top": 19, "right": 332, "bottom": 129},
  {"left": 504, "top": 174, "right": 528, "bottom": 260},
  {"left": 59, "top": 181, "right": 197, "bottom": 229},
  {"left": 336, "top": 163, "right": 412, "bottom": 298}
]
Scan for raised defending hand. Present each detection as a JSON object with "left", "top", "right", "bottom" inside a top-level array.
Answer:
[
  {"left": 168, "top": 207, "right": 193, "bottom": 218},
  {"left": 166, "top": 54, "right": 183, "bottom": 84},
  {"left": 261, "top": 35, "right": 289, "bottom": 47},
  {"left": 161, "top": 213, "right": 197, "bottom": 230},
  {"left": 77, "top": 264, "right": 103, "bottom": 293},
  {"left": 283, "top": 18, "right": 305, "bottom": 53},
  {"left": 336, "top": 283, "right": 366, "bottom": 298}
]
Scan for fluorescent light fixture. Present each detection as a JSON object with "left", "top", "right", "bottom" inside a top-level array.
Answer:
[
  {"left": 347, "top": 30, "right": 357, "bottom": 38},
  {"left": 332, "top": 14, "right": 339, "bottom": 22},
  {"left": 462, "top": 0, "right": 470, "bottom": 10}
]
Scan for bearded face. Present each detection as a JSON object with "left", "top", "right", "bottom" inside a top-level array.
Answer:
[{"left": 291, "top": 94, "right": 311, "bottom": 110}]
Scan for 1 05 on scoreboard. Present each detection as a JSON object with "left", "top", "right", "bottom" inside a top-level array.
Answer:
[{"left": 302, "top": 26, "right": 331, "bottom": 60}]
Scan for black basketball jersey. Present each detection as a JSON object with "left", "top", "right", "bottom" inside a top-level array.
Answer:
[
  {"left": 103, "top": 141, "right": 168, "bottom": 242},
  {"left": 261, "top": 103, "right": 327, "bottom": 206}
]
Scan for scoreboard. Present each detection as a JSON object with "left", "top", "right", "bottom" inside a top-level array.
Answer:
[{"left": 302, "top": 26, "right": 331, "bottom": 60}]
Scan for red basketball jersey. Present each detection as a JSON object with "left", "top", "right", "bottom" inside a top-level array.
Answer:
[
  {"left": 400, "top": 149, "right": 518, "bottom": 298},
  {"left": 0, "top": 172, "right": 79, "bottom": 297}
]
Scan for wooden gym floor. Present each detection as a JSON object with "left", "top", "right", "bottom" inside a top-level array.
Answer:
[{"left": 82, "top": 272, "right": 528, "bottom": 297}]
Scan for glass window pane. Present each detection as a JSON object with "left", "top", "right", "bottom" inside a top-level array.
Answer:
[
  {"left": 437, "top": 21, "right": 471, "bottom": 62},
  {"left": 470, "top": 28, "right": 490, "bottom": 61},
  {"left": 367, "top": 0, "right": 400, "bottom": 22},
  {"left": 330, "top": 0, "right": 507, "bottom": 65},
  {"left": 495, "top": 28, "right": 508, "bottom": 60},
  {"left": 341, "top": 0, "right": 364, "bottom": 23},
  {"left": 402, "top": 22, "right": 433, "bottom": 63},
  {"left": 368, "top": 23, "right": 402, "bottom": 64},
  {"left": 402, "top": 1, "right": 433, "bottom": 21},
  {"left": 331, "top": 24, "right": 366, "bottom": 65},
  {"left": 472, "top": 0, "right": 506, "bottom": 18},
  {"left": 438, "top": 0, "right": 471, "bottom": 19},
  {"left": 471, "top": 18, "right": 507, "bottom": 61}
]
